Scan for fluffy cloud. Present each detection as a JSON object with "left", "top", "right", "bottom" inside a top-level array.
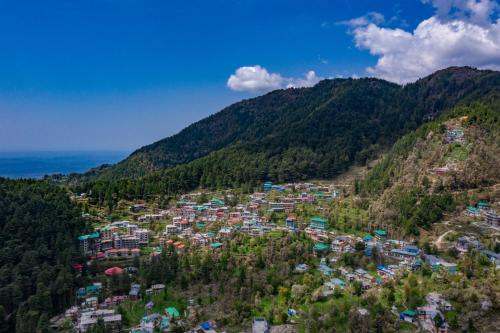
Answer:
[
  {"left": 350, "top": 0, "right": 500, "bottom": 83},
  {"left": 227, "top": 66, "right": 322, "bottom": 92},
  {"left": 227, "top": 65, "right": 284, "bottom": 92}
]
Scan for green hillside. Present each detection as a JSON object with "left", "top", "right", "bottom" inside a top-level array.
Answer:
[
  {"left": 360, "top": 100, "right": 500, "bottom": 235},
  {"left": 73, "top": 67, "right": 500, "bottom": 202},
  {"left": 0, "top": 179, "right": 87, "bottom": 333}
]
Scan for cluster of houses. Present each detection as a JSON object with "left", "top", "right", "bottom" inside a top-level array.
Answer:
[
  {"left": 78, "top": 220, "right": 150, "bottom": 259},
  {"left": 130, "top": 306, "right": 183, "bottom": 333},
  {"left": 292, "top": 225, "right": 482, "bottom": 303},
  {"left": 50, "top": 282, "right": 125, "bottom": 332},
  {"left": 431, "top": 125, "right": 466, "bottom": 177},
  {"left": 63, "top": 279, "right": 176, "bottom": 332},
  {"left": 444, "top": 127, "right": 465, "bottom": 144},
  {"left": 399, "top": 292, "right": 452, "bottom": 333},
  {"left": 465, "top": 201, "right": 499, "bottom": 229},
  {"left": 72, "top": 180, "right": 499, "bottom": 332},
  {"left": 153, "top": 182, "right": 341, "bottom": 250}
]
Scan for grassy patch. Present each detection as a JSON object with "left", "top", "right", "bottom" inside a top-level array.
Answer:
[{"left": 447, "top": 145, "right": 468, "bottom": 161}]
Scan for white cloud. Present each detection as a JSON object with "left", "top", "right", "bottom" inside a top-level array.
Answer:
[
  {"left": 349, "top": 0, "right": 500, "bottom": 83},
  {"left": 227, "top": 65, "right": 284, "bottom": 92},
  {"left": 286, "top": 71, "right": 323, "bottom": 89},
  {"left": 338, "top": 12, "right": 385, "bottom": 27},
  {"left": 423, "top": 0, "right": 498, "bottom": 26},
  {"left": 227, "top": 66, "right": 323, "bottom": 92}
]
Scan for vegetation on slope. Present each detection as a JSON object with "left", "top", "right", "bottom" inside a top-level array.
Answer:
[
  {"left": 74, "top": 68, "right": 500, "bottom": 204},
  {"left": 360, "top": 100, "right": 500, "bottom": 236},
  {"left": 0, "top": 179, "right": 87, "bottom": 333},
  {"left": 79, "top": 66, "right": 500, "bottom": 183}
]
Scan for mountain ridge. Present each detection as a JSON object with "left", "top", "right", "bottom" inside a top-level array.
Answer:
[{"left": 75, "top": 67, "right": 500, "bottom": 196}]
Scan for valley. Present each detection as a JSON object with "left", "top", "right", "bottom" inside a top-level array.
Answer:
[{"left": 1, "top": 67, "right": 499, "bottom": 333}]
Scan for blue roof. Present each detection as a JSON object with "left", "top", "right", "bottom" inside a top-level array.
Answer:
[
  {"left": 482, "top": 250, "right": 500, "bottom": 259},
  {"left": 391, "top": 249, "right": 419, "bottom": 257},
  {"left": 200, "top": 322, "right": 213, "bottom": 330}
]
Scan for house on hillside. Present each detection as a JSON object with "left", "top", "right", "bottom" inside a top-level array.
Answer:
[
  {"left": 77, "top": 309, "right": 122, "bottom": 332},
  {"left": 286, "top": 215, "right": 297, "bottom": 230},
  {"left": 455, "top": 236, "right": 482, "bottom": 254},
  {"left": 466, "top": 206, "right": 481, "bottom": 217},
  {"left": 390, "top": 245, "right": 420, "bottom": 262},
  {"left": 252, "top": 317, "right": 270, "bottom": 333},
  {"left": 310, "top": 217, "right": 327, "bottom": 230},
  {"left": 485, "top": 210, "right": 500, "bottom": 228},
  {"left": 263, "top": 181, "right": 273, "bottom": 192},
  {"left": 374, "top": 230, "right": 387, "bottom": 241},
  {"left": 78, "top": 232, "right": 101, "bottom": 256},
  {"left": 129, "top": 284, "right": 141, "bottom": 300},
  {"left": 400, "top": 309, "right": 417, "bottom": 323}
]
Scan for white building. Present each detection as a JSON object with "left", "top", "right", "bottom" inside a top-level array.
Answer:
[{"left": 134, "top": 228, "right": 150, "bottom": 245}]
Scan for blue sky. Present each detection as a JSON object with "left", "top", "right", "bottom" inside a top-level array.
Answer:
[{"left": 0, "top": 0, "right": 498, "bottom": 151}]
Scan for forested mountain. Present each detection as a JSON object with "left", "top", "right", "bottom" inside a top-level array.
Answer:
[
  {"left": 82, "top": 67, "right": 500, "bottom": 181},
  {"left": 0, "top": 179, "right": 87, "bottom": 332},
  {"left": 73, "top": 67, "right": 500, "bottom": 201}
]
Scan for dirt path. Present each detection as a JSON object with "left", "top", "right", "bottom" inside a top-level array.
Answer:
[{"left": 435, "top": 230, "right": 453, "bottom": 249}]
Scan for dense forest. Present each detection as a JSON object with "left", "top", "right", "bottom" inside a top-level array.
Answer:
[
  {"left": 72, "top": 67, "right": 500, "bottom": 203},
  {"left": 0, "top": 179, "right": 87, "bottom": 332}
]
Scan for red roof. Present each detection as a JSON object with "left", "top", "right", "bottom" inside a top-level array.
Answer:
[
  {"left": 104, "top": 266, "right": 124, "bottom": 276},
  {"left": 72, "top": 263, "right": 83, "bottom": 271}
]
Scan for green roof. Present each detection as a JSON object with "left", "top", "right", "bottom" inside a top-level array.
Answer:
[
  {"left": 311, "top": 217, "right": 327, "bottom": 223},
  {"left": 313, "top": 243, "right": 330, "bottom": 251},
  {"left": 196, "top": 223, "right": 206, "bottom": 228},
  {"left": 478, "top": 201, "right": 489, "bottom": 207},
  {"left": 403, "top": 309, "right": 416, "bottom": 316},
  {"left": 374, "top": 230, "right": 387, "bottom": 236},
  {"left": 78, "top": 232, "right": 100, "bottom": 241},
  {"left": 85, "top": 285, "right": 100, "bottom": 293},
  {"left": 210, "top": 242, "right": 222, "bottom": 248},
  {"left": 165, "top": 307, "right": 180, "bottom": 318},
  {"left": 210, "top": 199, "right": 225, "bottom": 205}
]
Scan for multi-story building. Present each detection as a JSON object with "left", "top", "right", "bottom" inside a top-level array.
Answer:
[
  {"left": 78, "top": 309, "right": 122, "bottom": 332},
  {"left": 165, "top": 224, "right": 180, "bottom": 236},
  {"left": 78, "top": 232, "right": 101, "bottom": 256},
  {"left": 310, "top": 217, "right": 327, "bottom": 230},
  {"left": 113, "top": 234, "right": 139, "bottom": 249},
  {"left": 99, "top": 226, "right": 116, "bottom": 241},
  {"left": 126, "top": 224, "right": 138, "bottom": 235},
  {"left": 485, "top": 210, "right": 499, "bottom": 227},
  {"left": 134, "top": 228, "right": 150, "bottom": 245}
]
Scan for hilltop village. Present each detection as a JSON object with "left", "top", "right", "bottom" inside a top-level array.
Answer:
[{"left": 51, "top": 171, "right": 500, "bottom": 333}]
